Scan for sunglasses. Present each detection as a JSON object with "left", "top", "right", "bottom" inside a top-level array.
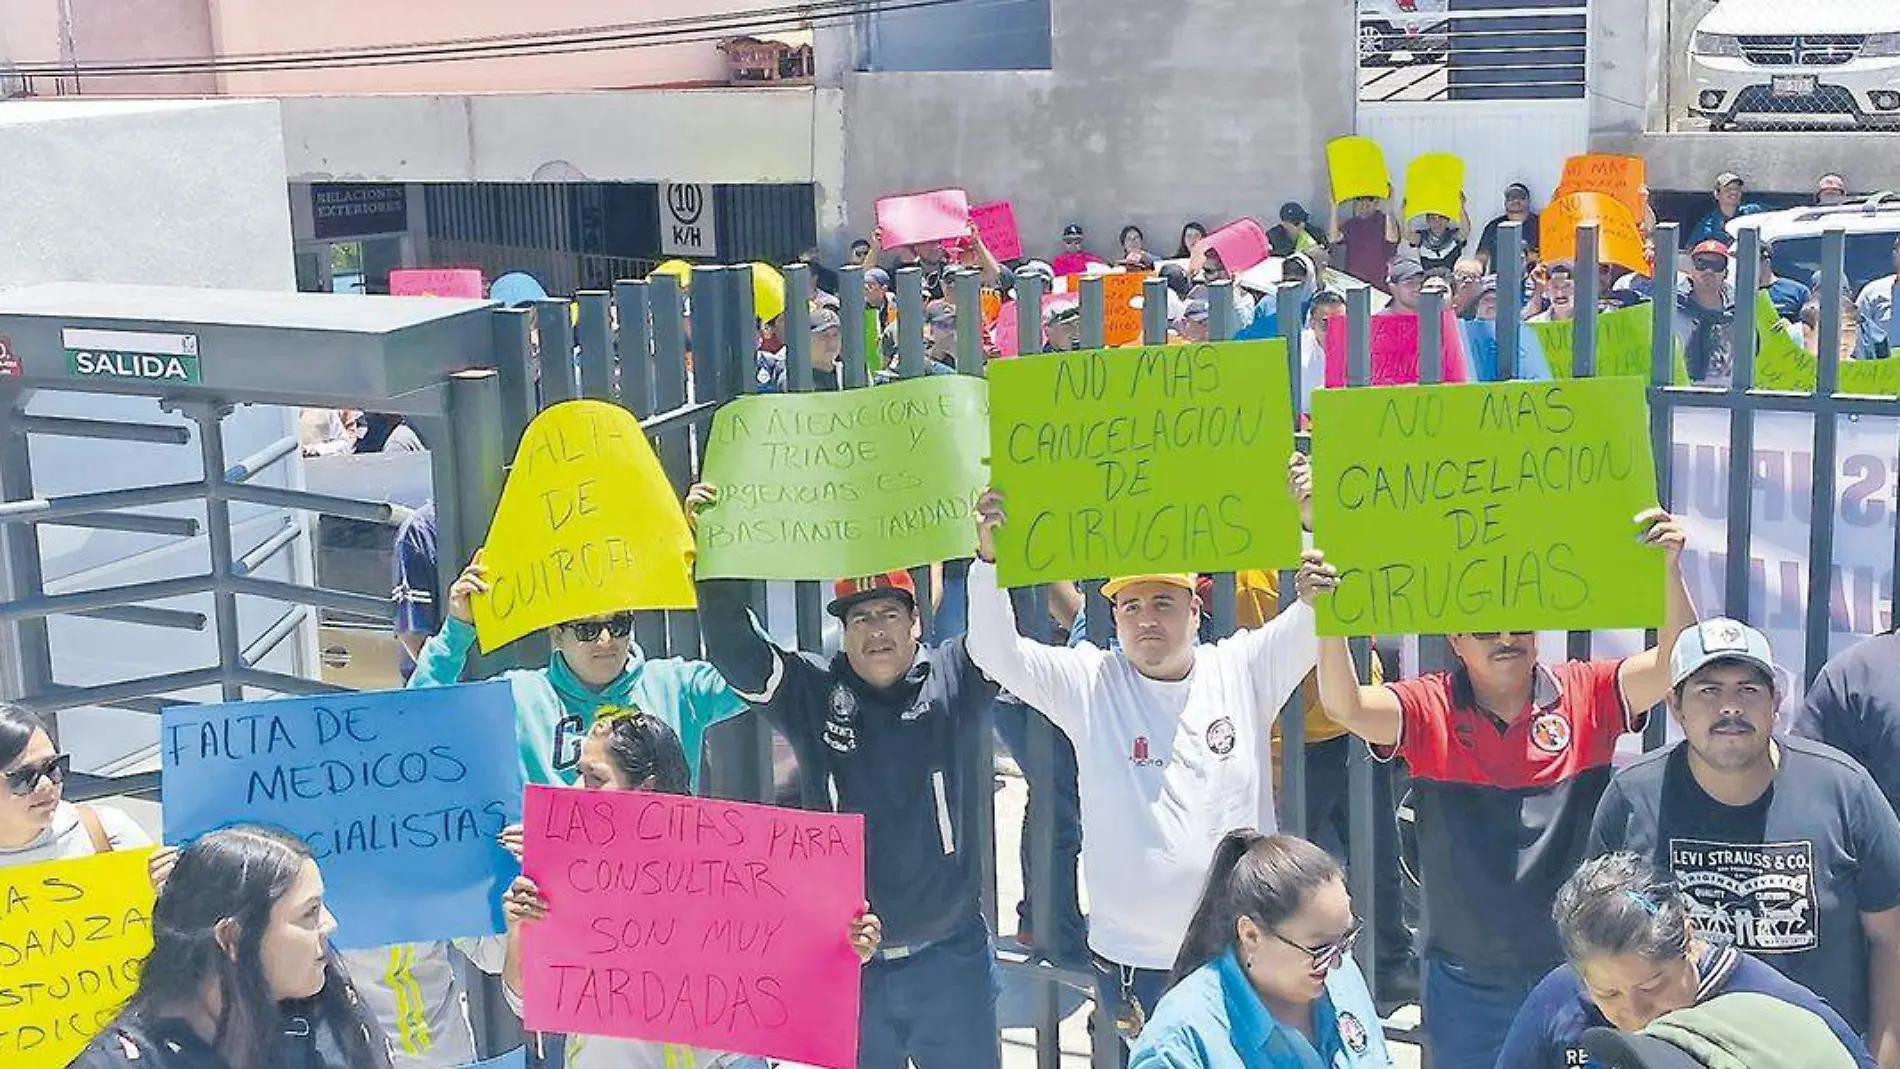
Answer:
[
  {"left": 560, "top": 613, "right": 635, "bottom": 642},
  {"left": 5, "top": 753, "right": 70, "bottom": 796},
  {"left": 1272, "top": 916, "right": 1363, "bottom": 971},
  {"left": 1692, "top": 257, "right": 1728, "bottom": 272},
  {"left": 1470, "top": 630, "right": 1534, "bottom": 640}
]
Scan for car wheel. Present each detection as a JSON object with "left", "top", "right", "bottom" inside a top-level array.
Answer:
[{"left": 1359, "top": 22, "right": 1393, "bottom": 66}]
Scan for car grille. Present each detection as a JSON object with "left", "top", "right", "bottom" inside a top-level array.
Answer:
[{"left": 1739, "top": 34, "right": 1865, "bottom": 66}]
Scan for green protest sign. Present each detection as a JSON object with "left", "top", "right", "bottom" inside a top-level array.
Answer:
[
  {"left": 1310, "top": 377, "right": 1663, "bottom": 636},
  {"left": 1751, "top": 293, "right": 1900, "bottom": 396},
  {"left": 987, "top": 341, "right": 1301, "bottom": 586},
  {"left": 694, "top": 376, "right": 989, "bottom": 580},
  {"left": 1531, "top": 304, "right": 1688, "bottom": 382}
]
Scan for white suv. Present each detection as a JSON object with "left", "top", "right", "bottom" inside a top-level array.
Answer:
[
  {"left": 1730, "top": 195, "right": 1900, "bottom": 297},
  {"left": 1688, "top": 0, "right": 1900, "bottom": 130}
]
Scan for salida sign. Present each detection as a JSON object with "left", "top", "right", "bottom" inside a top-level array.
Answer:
[
  {"left": 660, "top": 182, "right": 718, "bottom": 257},
  {"left": 61, "top": 328, "right": 201, "bottom": 385}
]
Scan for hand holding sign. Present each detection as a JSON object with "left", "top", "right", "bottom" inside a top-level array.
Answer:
[{"left": 474, "top": 400, "right": 696, "bottom": 652}]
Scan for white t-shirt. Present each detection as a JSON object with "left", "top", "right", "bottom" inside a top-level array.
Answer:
[
  {"left": 0, "top": 801, "right": 149, "bottom": 867},
  {"left": 965, "top": 561, "right": 1319, "bottom": 968}
]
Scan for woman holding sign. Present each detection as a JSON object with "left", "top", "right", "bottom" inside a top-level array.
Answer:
[
  {"left": 0, "top": 704, "right": 152, "bottom": 864},
  {"left": 73, "top": 825, "right": 393, "bottom": 1069},
  {"left": 495, "top": 707, "right": 882, "bottom": 1069},
  {"left": 1130, "top": 831, "right": 1394, "bottom": 1069}
]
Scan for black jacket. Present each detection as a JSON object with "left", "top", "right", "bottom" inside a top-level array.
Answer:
[{"left": 696, "top": 579, "right": 999, "bottom": 947}]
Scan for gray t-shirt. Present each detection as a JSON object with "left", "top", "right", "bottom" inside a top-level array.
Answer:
[
  {"left": 1590, "top": 737, "right": 1900, "bottom": 1033},
  {"left": 0, "top": 801, "right": 149, "bottom": 867},
  {"left": 1792, "top": 630, "right": 1900, "bottom": 818}
]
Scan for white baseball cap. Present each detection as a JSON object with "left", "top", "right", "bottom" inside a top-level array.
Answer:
[{"left": 1668, "top": 618, "right": 1777, "bottom": 689}]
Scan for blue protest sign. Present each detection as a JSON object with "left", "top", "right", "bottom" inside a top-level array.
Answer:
[{"left": 160, "top": 680, "right": 522, "bottom": 948}]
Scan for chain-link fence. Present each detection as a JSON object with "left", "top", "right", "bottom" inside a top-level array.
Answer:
[{"left": 1673, "top": 14, "right": 1900, "bottom": 132}]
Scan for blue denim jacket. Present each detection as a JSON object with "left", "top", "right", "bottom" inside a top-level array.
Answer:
[{"left": 1130, "top": 949, "right": 1393, "bottom": 1069}]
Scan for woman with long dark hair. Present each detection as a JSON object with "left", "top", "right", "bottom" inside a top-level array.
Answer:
[
  {"left": 0, "top": 702, "right": 151, "bottom": 865},
  {"left": 498, "top": 706, "right": 881, "bottom": 1069},
  {"left": 1130, "top": 830, "right": 1393, "bottom": 1069},
  {"left": 1175, "top": 221, "right": 1207, "bottom": 260},
  {"left": 73, "top": 825, "right": 392, "bottom": 1069}
]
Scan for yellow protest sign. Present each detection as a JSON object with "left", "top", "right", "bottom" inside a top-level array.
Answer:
[
  {"left": 750, "top": 262, "right": 787, "bottom": 322},
  {"left": 1, "top": 848, "right": 156, "bottom": 1068},
  {"left": 1327, "top": 136, "right": 1391, "bottom": 205},
  {"left": 1554, "top": 154, "right": 1647, "bottom": 227},
  {"left": 1542, "top": 192, "right": 1648, "bottom": 273},
  {"left": 1403, "top": 153, "right": 1465, "bottom": 224},
  {"left": 473, "top": 400, "right": 696, "bottom": 652}
]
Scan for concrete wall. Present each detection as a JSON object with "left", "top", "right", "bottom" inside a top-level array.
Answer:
[
  {"left": 0, "top": 0, "right": 220, "bottom": 95},
  {"left": 841, "top": 0, "right": 1355, "bottom": 261},
  {"left": 0, "top": 99, "right": 295, "bottom": 289}
]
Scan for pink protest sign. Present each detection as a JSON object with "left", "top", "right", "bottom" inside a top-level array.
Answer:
[
  {"left": 1322, "top": 307, "right": 1469, "bottom": 388},
  {"left": 968, "top": 201, "right": 1022, "bottom": 261},
  {"left": 1199, "top": 218, "right": 1271, "bottom": 274},
  {"left": 520, "top": 786, "right": 865, "bottom": 1068},
  {"left": 875, "top": 188, "right": 970, "bottom": 249},
  {"left": 389, "top": 268, "right": 486, "bottom": 298}
]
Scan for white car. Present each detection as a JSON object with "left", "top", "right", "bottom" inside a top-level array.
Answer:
[
  {"left": 1688, "top": 0, "right": 1900, "bottom": 130},
  {"left": 1359, "top": 0, "right": 1450, "bottom": 67},
  {"left": 1730, "top": 196, "right": 1900, "bottom": 297}
]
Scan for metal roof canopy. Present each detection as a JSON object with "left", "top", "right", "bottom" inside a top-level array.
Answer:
[{"left": 0, "top": 282, "right": 499, "bottom": 409}]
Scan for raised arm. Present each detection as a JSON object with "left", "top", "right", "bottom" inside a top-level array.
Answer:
[
  {"left": 966, "top": 491, "right": 1104, "bottom": 736},
  {"left": 686, "top": 484, "right": 791, "bottom": 702},
  {"left": 1614, "top": 509, "right": 1695, "bottom": 716},
  {"left": 406, "top": 555, "right": 485, "bottom": 689},
  {"left": 1301, "top": 549, "right": 1403, "bottom": 747}
]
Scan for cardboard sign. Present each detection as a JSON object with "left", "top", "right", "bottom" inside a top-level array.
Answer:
[
  {"left": 1751, "top": 293, "right": 1900, "bottom": 396},
  {"left": 874, "top": 189, "right": 971, "bottom": 250},
  {"left": 0, "top": 849, "right": 156, "bottom": 1069},
  {"left": 1322, "top": 308, "right": 1470, "bottom": 387},
  {"left": 1310, "top": 378, "right": 1664, "bottom": 636},
  {"left": 1542, "top": 193, "right": 1647, "bottom": 273},
  {"left": 1403, "top": 153, "right": 1465, "bottom": 223},
  {"left": 160, "top": 682, "right": 522, "bottom": 948},
  {"left": 474, "top": 400, "right": 697, "bottom": 652},
  {"left": 390, "top": 269, "right": 486, "bottom": 298},
  {"left": 1554, "top": 153, "right": 1647, "bottom": 226},
  {"left": 1327, "top": 136, "right": 1392, "bottom": 205},
  {"left": 749, "top": 262, "right": 786, "bottom": 323},
  {"left": 520, "top": 786, "right": 865, "bottom": 1068},
  {"left": 1530, "top": 304, "right": 1689, "bottom": 383},
  {"left": 695, "top": 377, "right": 991, "bottom": 580},
  {"left": 969, "top": 201, "right": 1023, "bottom": 262},
  {"left": 987, "top": 341, "right": 1303, "bottom": 585},
  {"left": 1199, "top": 218, "right": 1272, "bottom": 274},
  {"left": 1059, "top": 273, "right": 1146, "bottom": 347}
]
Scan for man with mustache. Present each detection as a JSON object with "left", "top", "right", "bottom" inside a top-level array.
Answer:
[
  {"left": 1302, "top": 450, "right": 1695, "bottom": 1069},
  {"left": 1591, "top": 619, "right": 1900, "bottom": 1069}
]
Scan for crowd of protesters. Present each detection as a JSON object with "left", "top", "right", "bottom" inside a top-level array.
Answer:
[{"left": 16, "top": 166, "right": 1900, "bottom": 1069}]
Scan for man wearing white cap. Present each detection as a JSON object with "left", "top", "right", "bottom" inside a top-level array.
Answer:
[
  {"left": 1590, "top": 618, "right": 1900, "bottom": 1066},
  {"left": 964, "top": 490, "right": 1324, "bottom": 1042}
]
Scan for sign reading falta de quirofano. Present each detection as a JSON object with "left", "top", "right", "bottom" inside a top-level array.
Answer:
[{"left": 63, "top": 328, "right": 202, "bottom": 385}]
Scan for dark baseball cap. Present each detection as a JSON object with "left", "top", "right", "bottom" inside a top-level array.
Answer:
[
  {"left": 1279, "top": 201, "right": 1310, "bottom": 224},
  {"left": 1063, "top": 223, "right": 1085, "bottom": 239}
]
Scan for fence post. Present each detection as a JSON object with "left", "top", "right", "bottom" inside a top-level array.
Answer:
[
  {"left": 575, "top": 290, "right": 616, "bottom": 401},
  {"left": 1723, "top": 228, "right": 1762, "bottom": 623},
  {"left": 1644, "top": 223, "right": 1680, "bottom": 752},
  {"left": 1275, "top": 279, "right": 1309, "bottom": 842},
  {"left": 1568, "top": 223, "right": 1601, "bottom": 663},
  {"left": 1497, "top": 221, "right": 1524, "bottom": 379},
  {"left": 1805, "top": 228, "right": 1848, "bottom": 683},
  {"left": 534, "top": 299, "right": 578, "bottom": 403}
]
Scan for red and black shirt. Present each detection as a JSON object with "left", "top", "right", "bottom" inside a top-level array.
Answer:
[{"left": 1383, "top": 659, "right": 1640, "bottom": 975}]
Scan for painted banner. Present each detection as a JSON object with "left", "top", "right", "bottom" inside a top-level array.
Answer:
[
  {"left": 1322, "top": 308, "right": 1470, "bottom": 387},
  {"left": 390, "top": 269, "right": 486, "bottom": 298},
  {"left": 1665, "top": 407, "right": 1897, "bottom": 689},
  {"left": 987, "top": 341, "right": 1302, "bottom": 585},
  {"left": 969, "top": 201, "right": 1023, "bottom": 262},
  {"left": 160, "top": 682, "right": 521, "bottom": 948},
  {"left": 1543, "top": 192, "right": 1647, "bottom": 272},
  {"left": 1200, "top": 218, "right": 1272, "bottom": 274},
  {"left": 1402, "top": 153, "right": 1465, "bottom": 223},
  {"left": 0, "top": 849, "right": 155, "bottom": 1069},
  {"left": 1310, "top": 378, "right": 1664, "bottom": 636},
  {"left": 1554, "top": 153, "right": 1647, "bottom": 226},
  {"left": 875, "top": 189, "right": 971, "bottom": 249},
  {"left": 474, "top": 400, "right": 697, "bottom": 652},
  {"left": 519, "top": 786, "right": 865, "bottom": 1068},
  {"left": 695, "top": 376, "right": 991, "bottom": 580},
  {"left": 1531, "top": 304, "right": 1690, "bottom": 382},
  {"left": 1327, "top": 136, "right": 1391, "bottom": 205}
]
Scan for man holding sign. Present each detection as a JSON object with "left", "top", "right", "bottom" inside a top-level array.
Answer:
[
  {"left": 687, "top": 484, "right": 1005, "bottom": 1069},
  {"left": 1295, "top": 435, "right": 1695, "bottom": 1069},
  {"left": 966, "top": 491, "right": 1325, "bottom": 1039}
]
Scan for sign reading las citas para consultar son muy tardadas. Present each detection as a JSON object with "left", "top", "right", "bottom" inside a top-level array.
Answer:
[{"left": 62, "top": 327, "right": 202, "bottom": 385}]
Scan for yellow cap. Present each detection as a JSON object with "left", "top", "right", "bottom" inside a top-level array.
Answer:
[{"left": 1100, "top": 574, "right": 1197, "bottom": 600}]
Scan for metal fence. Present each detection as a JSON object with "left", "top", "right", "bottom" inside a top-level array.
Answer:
[
  {"left": 1677, "top": 25, "right": 1900, "bottom": 133},
  {"left": 1359, "top": 0, "right": 1587, "bottom": 104}
]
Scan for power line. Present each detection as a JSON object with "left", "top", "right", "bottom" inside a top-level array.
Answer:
[{"left": 4, "top": 0, "right": 1014, "bottom": 78}]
